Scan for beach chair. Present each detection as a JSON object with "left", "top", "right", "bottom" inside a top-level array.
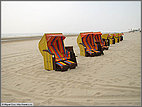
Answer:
[
  {"left": 39, "top": 33, "right": 77, "bottom": 71},
  {"left": 77, "top": 32, "right": 103, "bottom": 57},
  {"left": 101, "top": 33, "right": 110, "bottom": 46},
  {"left": 113, "top": 33, "right": 119, "bottom": 43},
  {"left": 119, "top": 33, "right": 124, "bottom": 41},
  {"left": 94, "top": 32, "right": 109, "bottom": 50},
  {"left": 120, "top": 33, "right": 124, "bottom": 41},
  {"left": 109, "top": 34, "right": 115, "bottom": 44}
]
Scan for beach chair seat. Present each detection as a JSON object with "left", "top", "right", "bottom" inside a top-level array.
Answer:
[
  {"left": 101, "top": 45, "right": 109, "bottom": 50},
  {"left": 64, "top": 60, "right": 77, "bottom": 69},
  {"left": 85, "top": 49, "right": 95, "bottom": 57},
  {"left": 86, "top": 49, "right": 101, "bottom": 56},
  {"left": 55, "top": 61, "right": 69, "bottom": 71},
  {"left": 39, "top": 33, "right": 77, "bottom": 71}
]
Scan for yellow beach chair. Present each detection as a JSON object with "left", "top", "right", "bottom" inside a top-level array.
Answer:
[
  {"left": 77, "top": 32, "right": 103, "bottom": 57},
  {"left": 39, "top": 33, "right": 77, "bottom": 71},
  {"left": 101, "top": 33, "right": 110, "bottom": 46},
  {"left": 93, "top": 32, "right": 109, "bottom": 50},
  {"left": 120, "top": 33, "right": 124, "bottom": 41},
  {"left": 113, "top": 33, "right": 119, "bottom": 43},
  {"left": 107, "top": 34, "right": 113, "bottom": 45},
  {"left": 109, "top": 33, "right": 116, "bottom": 44}
]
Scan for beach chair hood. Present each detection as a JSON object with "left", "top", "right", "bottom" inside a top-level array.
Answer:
[{"left": 46, "top": 34, "right": 67, "bottom": 59}]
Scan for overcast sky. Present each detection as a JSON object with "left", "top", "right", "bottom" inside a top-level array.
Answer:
[{"left": 1, "top": 1, "right": 141, "bottom": 34}]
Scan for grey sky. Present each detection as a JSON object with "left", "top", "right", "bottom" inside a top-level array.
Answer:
[{"left": 1, "top": 1, "right": 141, "bottom": 34}]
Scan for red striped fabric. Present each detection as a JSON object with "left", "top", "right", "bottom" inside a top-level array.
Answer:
[
  {"left": 47, "top": 37, "right": 63, "bottom": 58},
  {"left": 46, "top": 34, "right": 70, "bottom": 62},
  {"left": 82, "top": 34, "right": 100, "bottom": 55},
  {"left": 58, "top": 37, "right": 65, "bottom": 56}
]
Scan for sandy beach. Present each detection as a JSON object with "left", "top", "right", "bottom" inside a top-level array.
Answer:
[{"left": 1, "top": 32, "right": 141, "bottom": 106}]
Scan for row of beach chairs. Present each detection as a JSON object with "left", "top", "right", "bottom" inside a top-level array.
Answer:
[{"left": 39, "top": 32, "right": 124, "bottom": 71}]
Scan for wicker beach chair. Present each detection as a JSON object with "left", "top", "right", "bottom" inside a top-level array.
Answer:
[
  {"left": 120, "top": 33, "right": 124, "bottom": 41},
  {"left": 109, "top": 34, "right": 115, "bottom": 44},
  {"left": 39, "top": 33, "right": 77, "bottom": 71},
  {"left": 94, "top": 32, "right": 109, "bottom": 50},
  {"left": 101, "top": 33, "right": 110, "bottom": 46},
  {"left": 113, "top": 33, "right": 119, "bottom": 43},
  {"left": 77, "top": 32, "right": 103, "bottom": 57}
]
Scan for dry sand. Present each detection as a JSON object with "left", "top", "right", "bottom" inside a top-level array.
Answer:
[{"left": 1, "top": 32, "right": 141, "bottom": 106}]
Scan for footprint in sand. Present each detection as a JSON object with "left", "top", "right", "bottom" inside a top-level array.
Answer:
[
  {"left": 15, "top": 84, "right": 21, "bottom": 86},
  {"left": 129, "top": 81, "right": 136, "bottom": 86},
  {"left": 94, "top": 92, "right": 101, "bottom": 96},
  {"left": 47, "top": 98, "right": 54, "bottom": 104},
  {"left": 28, "top": 89, "right": 36, "bottom": 93},
  {"left": 86, "top": 99, "right": 93, "bottom": 102},
  {"left": 58, "top": 90, "right": 66, "bottom": 96}
]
